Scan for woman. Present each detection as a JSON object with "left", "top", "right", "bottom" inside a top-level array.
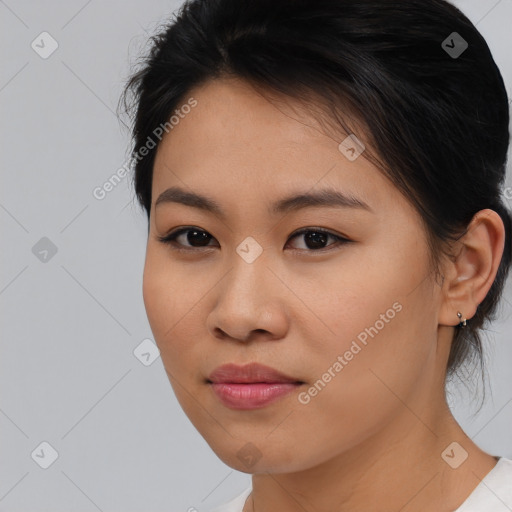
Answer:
[{"left": 121, "top": 0, "right": 512, "bottom": 510}]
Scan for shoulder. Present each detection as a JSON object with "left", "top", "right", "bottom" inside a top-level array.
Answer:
[
  {"left": 455, "top": 457, "right": 512, "bottom": 512},
  {"left": 209, "top": 486, "right": 252, "bottom": 512}
]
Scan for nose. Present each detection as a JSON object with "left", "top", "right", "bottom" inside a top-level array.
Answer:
[{"left": 206, "top": 257, "right": 289, "bottom": 344}]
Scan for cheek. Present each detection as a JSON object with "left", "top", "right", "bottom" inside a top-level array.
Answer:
[
  {"left": 142, "top": 250, "right": 169, "bottom": 338},
  {"left": 142, "top": 246, "right": 214, "bottom": 386},
  {"left": 142, "top": 248, "right": 193, "bottom": 351},
  {"left": 285, "top": 306, "right": 433, "bottom": 467},
  {"left": 289, "top": 249, "right": 405, "bottom": 359},
  {"left": 295, "top": 235, "right": 436, "bottom": 403}
]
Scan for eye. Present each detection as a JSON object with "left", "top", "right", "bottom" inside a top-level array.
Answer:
[
  {"left": 287, "top": 228, "right": 350, "bottom": 251},
  {"left": 157, "top": 227, "right": 218, "bottom": 251},
  {"left": 156, "top": 226, "right": 351, "bottom": 252}
]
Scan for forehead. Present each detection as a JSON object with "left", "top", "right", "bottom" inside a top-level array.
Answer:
[{"left": 151, "top": 77, "right": 401, "bottom": 214}]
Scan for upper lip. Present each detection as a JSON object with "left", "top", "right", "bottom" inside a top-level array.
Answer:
[{"left": 207, "top": 363, "right": 302, "bottom": 384}]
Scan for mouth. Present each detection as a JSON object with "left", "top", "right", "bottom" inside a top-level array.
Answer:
[{"left": 207, "top": 363, "right": 304, "bottom": 410}]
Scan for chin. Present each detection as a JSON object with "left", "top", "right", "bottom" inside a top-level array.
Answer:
[{"left": 206, "top": 436, "right": 312, "bottom": 474}]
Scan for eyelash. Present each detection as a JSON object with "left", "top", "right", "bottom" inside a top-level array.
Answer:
[{"left": 156, "top": 226, "right": 351, "bottom": 253}]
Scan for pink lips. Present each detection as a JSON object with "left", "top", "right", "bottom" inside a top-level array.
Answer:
[{"left": 207, "top": 363, "right": 303, "bottom": 410}]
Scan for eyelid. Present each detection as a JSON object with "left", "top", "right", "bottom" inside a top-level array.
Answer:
[{"left": 156, "top": 226, "right": 351, "bottom": 252}]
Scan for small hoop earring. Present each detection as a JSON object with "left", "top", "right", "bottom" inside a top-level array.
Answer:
[{"left": 457, "top": 311, "right": 467, "bottom": 327}]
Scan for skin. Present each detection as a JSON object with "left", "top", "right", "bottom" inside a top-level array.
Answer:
[{"left": 142, "top": 77, "right": 505, "bottom": 512}]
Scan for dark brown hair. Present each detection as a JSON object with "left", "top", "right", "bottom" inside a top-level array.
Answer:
[{"left": 120, "top": 0, "right": 511, "bottom": 387}]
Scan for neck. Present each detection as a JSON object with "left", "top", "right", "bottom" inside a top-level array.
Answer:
[{"left": 245, "top": 396, "right": 497, "bottom": 512}]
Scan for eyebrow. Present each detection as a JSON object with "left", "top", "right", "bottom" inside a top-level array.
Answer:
[{"left": 154, "top": 185, "right": 373, "bottom": 218}]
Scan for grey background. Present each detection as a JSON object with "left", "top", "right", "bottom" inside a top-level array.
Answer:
[{"left": 1, "top": 1, "right": 511, "bottom": 511}]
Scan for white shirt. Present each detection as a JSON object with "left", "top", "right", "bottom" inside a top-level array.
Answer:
[{"left": 210, "top": 457, "right": 512, "bottom": 512}]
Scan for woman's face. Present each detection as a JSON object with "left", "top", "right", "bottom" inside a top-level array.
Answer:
[{"left": 143, "top": 77, "right": 447, "bottom": 473}]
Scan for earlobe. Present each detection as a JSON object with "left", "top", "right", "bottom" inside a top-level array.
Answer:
[
  {"left": 456, "top": 311, "right": 467, "bottom": 327},
  {"left": 438, "top": 209, "right": 505, "bottom": 327}
]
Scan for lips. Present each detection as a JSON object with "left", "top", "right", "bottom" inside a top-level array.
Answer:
[
  {"left": 207, "top": 363, "right": 304, "bottom": 410},
  {"left": 207, "top": 362, "right": 302, "bottom": 384}
]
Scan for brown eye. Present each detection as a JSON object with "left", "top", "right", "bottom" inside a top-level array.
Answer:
[
  {"left": 157, "top": 226, "right": 350, "bottom": 252},
  {"left": 157, "top": 227, "right": 217, "bottom": 249},
  {"left": 286, "top": 228, "right": 350, "bottom": 251}
]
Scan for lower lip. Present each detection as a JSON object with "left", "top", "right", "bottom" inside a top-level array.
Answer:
[{"left": 209, "top": 382, "right": 301, "bottom": 409}]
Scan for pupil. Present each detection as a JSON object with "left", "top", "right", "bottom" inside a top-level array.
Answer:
[
  {"left": 306, "top": 231, "right": 327, "bottom": 249},
  {"left": 188, "top": 230, "right": 211, "bottom": 246}
]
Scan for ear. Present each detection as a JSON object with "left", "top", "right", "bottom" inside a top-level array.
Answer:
[{"left": 438, "top": 209, "right": 505, "bottom": 327}]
